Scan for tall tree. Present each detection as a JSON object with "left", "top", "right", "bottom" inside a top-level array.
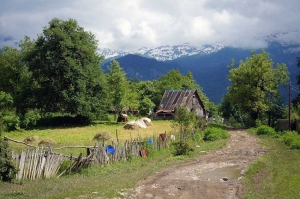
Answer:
[
  {"left": 107, "top": 60, "right": 127, "bottom": 120},
  {"left": 22, "top": 18, "right": 108, "bottom": 122},
  {"left": 0, "top": 46, "right": 29, "bottom": 98},
  {"left": 227, "top": 50, "right": 289, "bottom": 124}
]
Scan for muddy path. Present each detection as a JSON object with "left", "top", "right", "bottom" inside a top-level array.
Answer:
[{"left": 125, "top": 129, "right": 266, "bottom": 199}]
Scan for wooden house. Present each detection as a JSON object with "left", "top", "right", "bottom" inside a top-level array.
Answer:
[{"left": 154, "top": 90, "right": 207, "bottom": 120}]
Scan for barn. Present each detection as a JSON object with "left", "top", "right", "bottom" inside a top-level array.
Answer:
[{"left": 154, "top": 90, "right": 208, "bottom": 120}]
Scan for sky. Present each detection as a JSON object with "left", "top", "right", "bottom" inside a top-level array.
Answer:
[{"left": 1, "top": 0, "right": 300, "bottom": 51}]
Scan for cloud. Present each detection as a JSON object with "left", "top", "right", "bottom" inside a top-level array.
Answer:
[{"left": 0, "top": 0, "right": 299, "bottom": 51}]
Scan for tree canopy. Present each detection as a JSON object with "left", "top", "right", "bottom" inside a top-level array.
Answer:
[
  {"left": 21, "top": 18, "right": 108, "bottom": 122},
  {"left": 226, "top": 50, "right": 289, "bottom": 124},
  {"left": 107, "top": 60, "right": 128, "bottom": 119}
]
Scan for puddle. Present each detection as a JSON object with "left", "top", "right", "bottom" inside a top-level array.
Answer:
[{"left": 198, "top": 165, "right": 241, "bottom": 181}]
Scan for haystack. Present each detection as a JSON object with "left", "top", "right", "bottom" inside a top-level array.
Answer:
[
  {"left": 93, "top": 132, "right": 111, "bottom": 142},
  {"left": 23, "top": 135, "right": 38, "bottom": 144},
  {"left": 123, "top": 121, "right": 139, "bottom": 130},
  {"left": 38, "top": 139, "right": 56, "bottom": 146},
  {"left": 117, "top": 113, "right": 128, "bottom": 122},
  {"left": 135, "top": 118, "right": 147, "bottom": 128},
  {"left": 141, "top": 117, "right": 152, "bottom": 126},
  {"left": 123, "top": 117, "right": 152, "bottom": 130}
]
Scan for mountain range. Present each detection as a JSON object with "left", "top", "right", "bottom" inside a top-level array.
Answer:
[
  {"left": 1, "top": 32, "right": 299, "bottom": 104},
  {"left": 101, "top": 31, "right": 300, "bottom": 104}
]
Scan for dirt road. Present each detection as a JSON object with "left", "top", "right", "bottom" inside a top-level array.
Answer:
[{"left": 125, "top": 129, "right": 266, "bottom": 199}]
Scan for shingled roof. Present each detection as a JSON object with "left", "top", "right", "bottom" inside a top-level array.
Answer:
[{"left": 157, "top": 90, "right": 204, "bottom": 112}]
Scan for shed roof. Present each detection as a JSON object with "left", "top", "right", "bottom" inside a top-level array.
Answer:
[{"left": 157, "top": 90, "right": 204, "bottom": 112}]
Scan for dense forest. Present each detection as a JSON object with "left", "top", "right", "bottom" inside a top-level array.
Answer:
[{"left": 0, "top": 18, "right": 299, "bottom": 132}]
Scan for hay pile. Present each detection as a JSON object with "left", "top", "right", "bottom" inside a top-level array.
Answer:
[
  {"left": 123, "top": 121, "right": 139, "bottom": 130},
  {"left": 93, "top": 132, "right": 111, "bottom": 142},
  {"left": 38, "top": 139, "right": 56, "bottom": 146},
  {"left": 123, "top": 117, "right": 152, "bottom": 130},
  {"left": 23, "top": 135, "right": 38, "bottom": 144}
]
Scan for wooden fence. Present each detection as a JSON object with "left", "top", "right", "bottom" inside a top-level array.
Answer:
[
  {"left": 12, "top": 148, "right": 65, "bottom": 180},
  {"left": 6, "top": 132, "right": 176, "bottom": 181}
]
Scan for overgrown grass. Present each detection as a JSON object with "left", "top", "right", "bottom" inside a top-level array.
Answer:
[
  {"left": 242, "top": 134, "right": 300, "bottom": 198},
  {"left": 0, "top": 128, "right": 228, "bottom": 199}
]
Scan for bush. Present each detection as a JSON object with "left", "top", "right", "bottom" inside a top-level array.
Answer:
[
  {"left": 203, "top": 127, "right": 230, "bottom": 141},
  {"left": 191, "top": 129, "right": 204, "bottom": 143},
  {"left": 22, "top": 109, "right": 41, "bottom": 128},
  {"left": 256, "top": 125, "right": 276, "bottom": 136},
  {"left": 172, "top": 140, "right": 194, "bottom": 156},
  {"left": 282, "top": 131, "right": 300, "bottom": 149},
  {"left": 0, "top": 139, "right": 18, "bottom": 182},
  {"left": 2, "top": 115, "right": 20, "bottom": 131}
]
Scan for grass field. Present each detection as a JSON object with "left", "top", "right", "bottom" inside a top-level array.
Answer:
[
  {"left": 242, "top": 137, "right": 300, "bottom": 199},
  {"left": 0, "top": 120, "right": 228, "bottom": 199},
  {"left": 2, "top": 119, "right": 174, "bottom": 155}
]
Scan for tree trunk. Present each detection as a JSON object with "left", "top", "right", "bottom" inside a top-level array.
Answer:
[{"left": 250, "top": 111, "right": 259, "bottom": 123}]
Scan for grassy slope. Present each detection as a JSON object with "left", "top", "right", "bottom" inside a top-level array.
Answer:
[
  {"left": 0, "top": 121, "right": 228, "bottom": 199},
  {"left": 242, "top": 137, "right": 300, "bottom": 199}
]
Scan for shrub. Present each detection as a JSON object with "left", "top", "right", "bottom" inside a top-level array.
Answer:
[
  {"left": 2, "top": 115, "right": 20, "bottom": 131},
  {"left": 282, "top": 131, "right": 300, "bottom": 149},
  {"left": 172, "top": 140, "right": 194, "bottom": 156},
  {"left": 203, "top": 127, "right": 230, "bottom": 141},
  {"left": 256, "top": 125, "right": 276, "bottom": 136},
  {"left": 191, "top": 129, "right": 204, "bottom": 143},
  {"left": 22, "top": 109, "right": 41, "bottom": 128},
  {"left": 0, "top": 139, "right": 18, "bottom": 182}
]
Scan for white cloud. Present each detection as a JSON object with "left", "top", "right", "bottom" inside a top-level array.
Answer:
[{"left": 0, "top": 0, "right": 299, "bottom": 50}]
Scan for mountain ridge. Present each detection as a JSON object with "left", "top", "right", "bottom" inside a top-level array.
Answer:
[
  {"left": 103, "top": 41, "right": 300, "bottom": 104},
  {"left": 99, "top": 30, "right": 300, "bottom": 61}
]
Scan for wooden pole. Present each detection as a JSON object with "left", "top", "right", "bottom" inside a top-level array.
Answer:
[
  {"left": 289, "top": 82, "right": 291, "bottom": 131},
  {"left": 116, "top": 129, "right": 119, "bottom": 143}
]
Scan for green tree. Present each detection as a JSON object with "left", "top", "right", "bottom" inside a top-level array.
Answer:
[
  {"left": 22, "top": 18, "right": 108, "bottom": 123},
  {"left": 154, "top": 69, "right": 209, "bottom": 107},
  {"left": 172, "top": 105, "right": 196, "bottom": 141},
  {"left": 227, "top": 50, "right": 289, "bottom": 125},
  {"left": 0, "top": 46, "right": 29, "bottom": 98},
  {"left": 293, "top": 57, "right": 300, "bottom": 104},
  {"left": 107, "top": 60, "right": 127, "bottom": 120},
  {"left": 139, "top": 97, "right": 155, "bottom": 116}
]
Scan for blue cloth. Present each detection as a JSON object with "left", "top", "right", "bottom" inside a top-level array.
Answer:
[
  {"left": 148, "top": 138, "right": 153, "bottom": 145},
  {"left": 105, "top": 145, "right": 115, "bottom": 154}
]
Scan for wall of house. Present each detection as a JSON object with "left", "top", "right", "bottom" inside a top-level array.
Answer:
[{"left": 187, "top": 98, "right": 205, "bottom": 117}]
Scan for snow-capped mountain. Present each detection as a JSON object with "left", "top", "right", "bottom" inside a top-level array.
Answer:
[
  {"left": 99, "top": 30, "right": 300, "bottom": 61},
  {"left": 98, "top": 42, "right": 224, "bottom": 61}
]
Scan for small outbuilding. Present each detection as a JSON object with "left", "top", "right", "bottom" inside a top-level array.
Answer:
[{"left": 154, "top": 90, "right": 208, "bottom": 120}]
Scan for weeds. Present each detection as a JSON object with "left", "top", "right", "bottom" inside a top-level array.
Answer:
[{"left": 203, "top": 127, "right": 230, "bottom": 141}]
